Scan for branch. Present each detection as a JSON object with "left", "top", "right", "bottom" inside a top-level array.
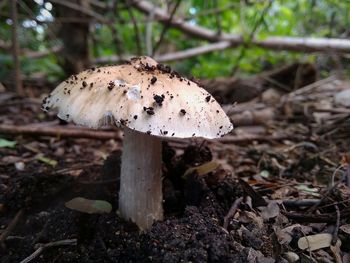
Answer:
[
  {"left": 50, "top": 0, "right": 106, "bottom": 23},
  {"left": 131, "top": 0, "right": 242, "bottom": 43},
  {"left": 131, "top": 0, "right": 350, "bottom": 54},
  {"left": 0, "top": 124, "right": 303, "bottom": 144},
  {"left": 24, "top": 45, "right": 63, "bottom": 59},
  {"left": 0, "top": 124, "right": 121, "bottom": 140},
  {"left": 93, "top": 41, "right": 233, "bottom": 64},
  {"left": 155, "top": 42, "right": 232, "bottom": 62},
  {"left": 152, "top": 0, "right": 182, "bottom": 55}
]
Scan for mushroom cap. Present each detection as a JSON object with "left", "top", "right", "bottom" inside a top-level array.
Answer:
[{"left": 43, "top": 56, "right": 233, "bottom": 139}]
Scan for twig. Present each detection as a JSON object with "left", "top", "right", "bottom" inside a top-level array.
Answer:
[
  {"left": 126, "top": 1, "right": 142, "bottom": 55},
  {"left": 223, "top": 197, "right": 243, "bottom": 229},
  {"left": 213, "top": 0, "right": 222, "bottom": 35},
  {"left": 19, "top": 239, "right": 77, "bottom": 263},
  {"left": 152, "top": 0, "right": 182, "bottom": 55},
  {"left": 215, "top": 134, "right": 304, "bottom": 144},
  {"left": 282, "top": 208, "right": 350, "bottom": 223},
  {"left": 231, "top": 0, "right": 273, "bottom": 75},
  {"left": 109, "top": 1, "right": 124, "bottom": 59},
  {"left": 0, "top": 208, "right": 25, "bottom": 250},
  {"left": 332, "top": 205, "right": 340, "bottom": 245},
  {"left": 50, "top": 0, "right": 106, "bottom": 23},
  {"left": 146, "top": 8, "right": 155, "bottom": 55},
  {"left": 281, "top": 199, "right": 322, "bottom": 207},
  {"left": 78, "top": 178, "right": 120, "bottom": 185},
  {"left": 10, "top": 0, "right": 23, "bottom": 96}
]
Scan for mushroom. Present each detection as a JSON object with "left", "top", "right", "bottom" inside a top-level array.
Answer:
[{"left": 42, "top": 56, "right": 233, "bottom": 230}]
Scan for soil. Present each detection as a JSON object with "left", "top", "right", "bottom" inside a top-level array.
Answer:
[{"left": 0, "top": 141, "right": 256, "bottom": 263}]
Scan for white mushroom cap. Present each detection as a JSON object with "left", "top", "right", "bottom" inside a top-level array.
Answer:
[{"left": 43, "top": 56, "right": 233, "bottom": 139}]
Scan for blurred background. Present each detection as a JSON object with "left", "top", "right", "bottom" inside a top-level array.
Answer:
[{"left": 1, "top": 0, "right": 350, "bottom": 96}]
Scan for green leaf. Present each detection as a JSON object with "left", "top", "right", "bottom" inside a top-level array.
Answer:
[
  {"left": 0, "top": 138, "right": 17, "bottom": 148},
  {"left": 65, "top": 197, "right": 112, "bottom": 214}
]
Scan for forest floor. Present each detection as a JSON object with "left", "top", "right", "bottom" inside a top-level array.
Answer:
[{"left": 1, "top": 72, "right": 350, "bottom": 263}]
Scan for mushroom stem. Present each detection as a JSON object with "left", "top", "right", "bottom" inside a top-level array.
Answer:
[{"left": 119, "top": 128, "right": 163, "bottom": 230}]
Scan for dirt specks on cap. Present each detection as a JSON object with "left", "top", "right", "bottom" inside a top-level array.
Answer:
[
  {"left": 150, "top": 76, "right": 157, "bottom": 85},
  {"left": 108, "top": 81, "right": 115, "bottom": 91},
  {"left": 153, "top": 94, "right": 164, "bottom": 106}
]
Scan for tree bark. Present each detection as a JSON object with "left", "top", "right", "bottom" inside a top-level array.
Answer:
[{"left": 55, "top": 0, "right": 91, "bottom": 75}]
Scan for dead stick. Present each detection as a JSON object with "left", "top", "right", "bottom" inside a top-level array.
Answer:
[
  {"left": 0, "top": 124, "right": 121, "bottom": 140},
  {"left": 0, "top": 208, "right": 25, "bottom": 249},
  {"left": 281, "top": 199, "right": 322, "bottom": 207},
  {"left": 223, "top": 197, "right": 243, "bottom": 229},
  {"left": 20, "top": 239, "right": 77, "bottom": 263},
  {"left": 0, "top": 124, "right": 302, "bottom": 143},
  {"left": 282, "top": 209, "right": 350, "bottom": 223},
  {"left": 216, "top": 134, "right": 304, "bottom": 144},
  {"left": 332, "top": 205, "right": 340, "bottom": 245}
]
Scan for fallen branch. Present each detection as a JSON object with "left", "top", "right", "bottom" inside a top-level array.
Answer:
[
  {"left": 20, "top": 239, "right": 77, "bottom": 263},
  {"left": 0, "top": 124, "right": 121, "bottom": 140},
  {"left": 0, "top": 123, "right": 302, "bottom": 143},
  {"left": 131, "top": 0, "right": 350, "bottom": 54}
]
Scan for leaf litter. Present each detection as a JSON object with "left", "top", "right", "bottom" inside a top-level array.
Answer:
[{"left": 0, "top": 74, "right": 350, "bottom": 262}]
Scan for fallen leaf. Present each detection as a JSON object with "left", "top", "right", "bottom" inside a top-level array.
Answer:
[
  {"left": 183, "top": 161, "right": 220, "bottom": 178},
  {"left": 65, "top": 197, "right": 112, "bottom": 214},
  {"left": 298, "top": 233, "right": 338, "bottom": 251},
  {"left": 283, "top": 252, "right": 299, "bottom": 263},
  {"left": 260, "top": 201, "right": 280, "bottom": 220},
  {"left": 238, "top": 211, "right": 264, "bottom": 228},
  {"left": 275, "top": 224, "right": 312, "bottom": 245},
  {"left": 0, "top": 138, "right": 17, "bottom": 148}
]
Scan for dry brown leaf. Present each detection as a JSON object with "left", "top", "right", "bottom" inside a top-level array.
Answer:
[
  {"left": 183, "top": 161, "right": 220, "bottom": 178},
  {"left": 237, "top": 211, "right": 264, "bottom": 228},
  {"left": 340, "top": 224, "right": 350, "bottom": 235}
]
